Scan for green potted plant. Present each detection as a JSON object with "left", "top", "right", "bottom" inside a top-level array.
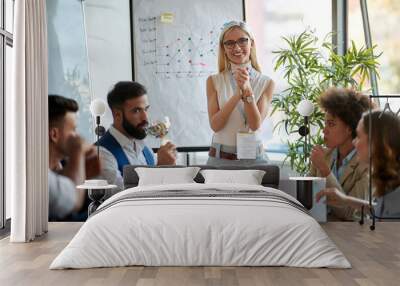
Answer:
[{"left": 271, "top": 30, "right": 381, "bottom": 175}]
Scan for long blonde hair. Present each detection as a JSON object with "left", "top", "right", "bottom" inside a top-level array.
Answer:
[{"left": 217, "top": 21, "right": 261, "bottom": 73}]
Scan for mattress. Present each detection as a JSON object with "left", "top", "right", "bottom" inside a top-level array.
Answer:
[{"left": 50, "top": 183, "right": 350, "bottom": 269}]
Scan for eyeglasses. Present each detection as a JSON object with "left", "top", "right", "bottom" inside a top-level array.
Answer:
[{"left": 223, "top": 37, "right": 249, "bottom": 49}]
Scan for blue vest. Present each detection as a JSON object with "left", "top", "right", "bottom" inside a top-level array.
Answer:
[{"left": 97, "top": 130, "right": 155, "bottom": 175}]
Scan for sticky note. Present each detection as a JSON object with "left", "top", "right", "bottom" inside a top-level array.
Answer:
[{"left": 160, "top": 13, "right": 174, "bottom": 23}]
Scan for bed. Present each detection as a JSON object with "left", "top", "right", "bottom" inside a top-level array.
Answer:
[{"left": 50, "top": 165, "right": 350, "bottom": 269}]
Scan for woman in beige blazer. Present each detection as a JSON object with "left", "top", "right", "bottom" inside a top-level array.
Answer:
[
  {"left": 310, "top": 88, "right": 371, "bottom": 220},
  {"left": 317, "top": 111, "right": 400, "bottom": 219}
]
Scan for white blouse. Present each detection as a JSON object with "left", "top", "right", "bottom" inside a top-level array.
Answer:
[{"left": 210, "top": 67, "right": 271, "bottom": 147}]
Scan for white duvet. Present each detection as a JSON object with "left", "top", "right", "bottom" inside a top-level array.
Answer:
[{"left": 50, "top": 183, "right": 351, "bottom": 269}]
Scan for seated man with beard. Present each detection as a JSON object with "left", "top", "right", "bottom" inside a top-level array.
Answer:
[{"left": 98, "top": 81, "right": 177, "bottom": 192}]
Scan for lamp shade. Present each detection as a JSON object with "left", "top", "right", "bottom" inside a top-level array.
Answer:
[
  {"left": 297, "top": 99, "right": 314, "bottom": 117},
  {"left": 90, "top": 99, "right": 106, "bottom": 117}
]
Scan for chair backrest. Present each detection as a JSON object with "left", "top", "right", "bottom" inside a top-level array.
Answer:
[{"left": 123, "top": 164, "right": 280, "bottom": 190}]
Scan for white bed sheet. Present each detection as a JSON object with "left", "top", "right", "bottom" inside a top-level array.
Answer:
[{"left": 50, "top": 183, "right": 350, "bottom": 269}]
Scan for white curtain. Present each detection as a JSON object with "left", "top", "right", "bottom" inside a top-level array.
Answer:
[{"left": 9, "top": 0, "right": 49, "bottom": 242}]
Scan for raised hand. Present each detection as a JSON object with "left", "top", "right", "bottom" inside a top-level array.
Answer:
[
  {"left": 83, "top": 143, "right": 101, "bottom": 179},
  {"left": 157, "top": 142, "right": 177, "bottom": 165},
  {"left": 310, "top": 145, "right": 330, "bottom": 177},
  {"left": 316, "top": 188, "right": 348, "bottom": 206},
  {"left": 234, "top": 67, "right": 252, "bottom": 94}
]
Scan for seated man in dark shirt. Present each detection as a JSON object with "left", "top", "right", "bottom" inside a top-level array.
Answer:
[{"left": 48, "top": 95, "right": 99, "bottom": 221}]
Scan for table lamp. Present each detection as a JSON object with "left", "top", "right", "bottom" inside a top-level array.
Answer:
[
  {"left": 291, "top": 99, "right": 315, "bottom": 210},
  {"left": 297, "top": 99, "right": 314, "bottom": 164},
  {"left": 90, "top": 99, "right": 106, "bottom": 157}
]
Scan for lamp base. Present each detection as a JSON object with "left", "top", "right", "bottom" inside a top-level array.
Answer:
[
  {"left": 95, "top": 125, "right": 106, "bottom": 136},
  {"left": 296, "top": 180, "right": 313, "bottom": 210},
  {"left": 88, "top": 189, "right": 106, "bottom": 216}
]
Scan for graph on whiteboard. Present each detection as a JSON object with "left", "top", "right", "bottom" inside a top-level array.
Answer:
[
  {"left": 132, "top": 0, "right": 243, "bottom": 147},
  {"left": 138, "top": 16, "right": 221, "bottom": 79}
]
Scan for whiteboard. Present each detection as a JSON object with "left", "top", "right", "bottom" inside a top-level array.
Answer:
[{"left": 132, "top": 0, "right": 244, "bottom": 147}]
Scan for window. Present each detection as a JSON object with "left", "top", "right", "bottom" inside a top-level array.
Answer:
[
  {"left": 47, "top": 0, "right": 132, "bottom": 143},
  {"left": 348, "top": 0, "right": 400, "bottom": 110},
  {"left": 5, "top": 0, "right": 12, "bottom": 33},
  {"left": 1, "top": 0, "right": 14, "bottom": 229},
  {"left": 47, "top": 0, "right": 92, "bottom": 142},
  {"left": 245, "top": 0, "right": 332, "bottom": 161}
]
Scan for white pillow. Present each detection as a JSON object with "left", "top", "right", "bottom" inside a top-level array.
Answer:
[
  {"left": 135, "top": 167, "right": 200, "bottom": 186},
  {"left": 200, "top": 169, "right": 266, "bottom": 185}
]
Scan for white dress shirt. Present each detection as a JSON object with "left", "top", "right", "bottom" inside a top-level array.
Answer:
[{"left": 98, "top": 125, "right": 156, "bottom": 193}]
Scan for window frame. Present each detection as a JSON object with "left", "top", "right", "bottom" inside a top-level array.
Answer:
[{"left": 1, "top": 0, "right": 13, "bottom": 230}]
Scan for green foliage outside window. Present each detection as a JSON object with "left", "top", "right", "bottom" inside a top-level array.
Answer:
[{"left": 272, "top": 31, "right": 380, "bottom": 174}]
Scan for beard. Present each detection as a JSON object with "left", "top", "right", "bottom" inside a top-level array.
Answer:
[
  {"left": 53, "top": 141, "right": 68, "bottom": 162},
  {"left": 122, "top": 113, "right": 148, "bottom": 140}
]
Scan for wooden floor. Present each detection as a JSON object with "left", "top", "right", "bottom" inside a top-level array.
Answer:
[{"left": 0, "top": 222, "right": 399, "bottom": 286}]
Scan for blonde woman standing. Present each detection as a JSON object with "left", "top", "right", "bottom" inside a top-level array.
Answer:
[{"left": 206, "top": 21, "right": 274, "bottom": 166}]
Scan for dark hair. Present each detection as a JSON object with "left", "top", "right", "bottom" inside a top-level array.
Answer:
[
  {"left": 319, "top": 87, "right": 371, "bottom": 138},
  {"left": 48, "top": 95, "right": 78, "bottom": 126},
  {"left": 107, "top": 81, "right": 147, "bottom": 110},
  {"left": 362, "top": 110, "right": 400, "bottom": 197}
]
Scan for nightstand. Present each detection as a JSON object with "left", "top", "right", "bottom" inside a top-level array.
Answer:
[
  {"left": 77, "top": 181, "right": 117, "bottom": 216},
  {"left": 289, "top": 177, "right": 327, "bottom": 222}
]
